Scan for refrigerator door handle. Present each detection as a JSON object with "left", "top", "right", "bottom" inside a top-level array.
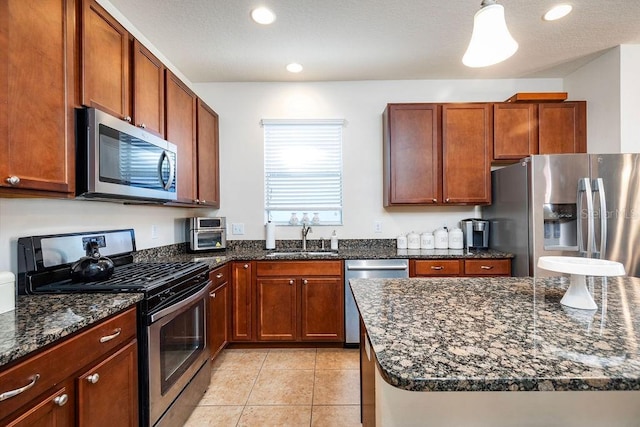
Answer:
[
  {"left": 577, "top": 178, "right": 594, "bottom": 257},
  {"left": 592, "top": 178, "right": 607, "bottom": 259}
]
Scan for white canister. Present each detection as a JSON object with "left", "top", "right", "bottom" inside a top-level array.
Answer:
[
  {"left": 448, "top": 227, "right": 464, "bottom": 249},
  {"left": 407, "top": 231, "right": 420, "bottom": 249},
  {"left": 420, "top": 232, "right": 435, "bottom": 249},
  {"left": 0, "top": 271, "right": 16, "bottom": 314},
  {"left": 434, "top": 228, "right": 449, "bottom": 249},
  {"left": 396, "top": 234, "right": 408, "bottom": 249}
]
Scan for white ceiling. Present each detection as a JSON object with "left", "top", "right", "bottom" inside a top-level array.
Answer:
[{"left": 107, "top": 0, "right": 640, "bottom": 83}]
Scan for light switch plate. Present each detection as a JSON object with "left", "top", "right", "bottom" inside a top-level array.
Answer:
[
  {"left": 374, "top": 221, "right": 383, "bottom": 233},
  {"left": 231, "top": 223, "right": 245, "bottom": 235}
]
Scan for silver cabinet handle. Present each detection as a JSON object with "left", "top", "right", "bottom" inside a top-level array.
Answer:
[
  {"left": 138, "top": 123, "right": 146, "bottom": 129},
  {"left": 86, "top": 373, "right": 100, "bottom": 384},
  {"left": 216, "top": 273, "right": 223, "bottom": 279},
  {"left": 244, "top": 264, "right": 249, "bottom": 269},
  {"left": 445, "top": 198, "right": 450, "bottom": 203},
  {"left": 303, "top": 279, "right": 308, "bottom": 285},
  {"left": 99, "top": 328, "right": 122, "bottom": 343},
  {"left": 123, "top": 116, "right": 132, "bottom": 123},
  {"left": 5, "top": 176, "right": 20, "bottom": 186},
  {"left": 432, "top": 198, "right": 437, "bottom": 203},
  {"left": 201, "top": 200, "right": 206, "bottom": 204},
  {"left": 431, "top": 266, "right": 444, "bottom": 270},
  {"left": 480, "top": 265, "right": 494, "bottom": 270},
  {"left": 210, "top": 292, "right": 216, "bottom": 298},
  {"left": 289, "top": 280, "right": 294, "bottom": 285},
  {"left": 53, "top": 393, "right": 68, "bottom": 406},
  {"left": 0, "top": 374, "right": 40, "bottom": 401}
]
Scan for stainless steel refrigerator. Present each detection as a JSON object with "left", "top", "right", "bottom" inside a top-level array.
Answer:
[{"left": 484, "top": 153, "right": 640, "bottom": 277}]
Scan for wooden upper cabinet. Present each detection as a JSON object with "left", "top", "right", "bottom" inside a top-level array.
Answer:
[
  {"left": 132, "top": 40, "right": 165, "bottom": 137},
  {"left": 383, "top": 104, "right": 441, "bottom": 205},
  {"left": 538, "top": 102, "right": 586, "bottom": 154},
  {"left": 80, "top": 0, "right": 130, "bottom": 119},
  {"left": 0, "top": 0, "right": 75, "bottom": 195},
  {"left": 442, "top": 103, "right": 492, "bottom": 205},
  {"left": 493, "top": 103, "right": 538, "bottom": 161},
  {"left": 196, "top": 100, "right": 220, "bottom": 207},
  {"left": 165, "top": 70, "right": 197, "bottom": 203}
]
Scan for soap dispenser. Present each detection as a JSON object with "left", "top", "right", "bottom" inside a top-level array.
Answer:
[{"left": 330, "top": 230, "right": 339, "bottom": 250}]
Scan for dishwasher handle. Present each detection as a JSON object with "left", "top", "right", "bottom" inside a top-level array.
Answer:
[{"left": 346, "top": 264, "right": 408, "bottom": 271}]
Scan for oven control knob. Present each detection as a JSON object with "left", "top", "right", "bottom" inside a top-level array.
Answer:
[{"left": 86, "top": 373, "right": 100, "bottom": 384}]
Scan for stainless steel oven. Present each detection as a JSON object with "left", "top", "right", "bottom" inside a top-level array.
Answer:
[
  {"left": 187, "top": 217, "right": 226, "bottom": 252},
  {"left": 147, "top": 281, "right": 211, "bottom": 427}
]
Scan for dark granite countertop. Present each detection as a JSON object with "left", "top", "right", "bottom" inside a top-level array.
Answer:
[
  {"left": 350, "top": 276, "right": 640, "bottom": 392},
  {"left": 0, "top": 293, "right": 143, "bottom": 368},
  {"left": 154, "top": 247, "right": 513, "bottom": 269}
]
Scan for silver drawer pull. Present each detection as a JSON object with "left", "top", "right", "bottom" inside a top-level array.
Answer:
[
  {"left": 480, "top": 265, "right": 494, "bottom": 270},
  {"left": 99, "top": 328, "right": 122, "bottom": 343},
  {"left": 86, "top": 373, "right": 100, "bottom": 384},
  {"left": 53, "top": 393, "right": 68, "bottom": 406},
  {"left": 210, "top": 292, "right": 216, "bottom": 298},
  {"left": 216, "top": 273, "right": 223, "bottom": 279},
  {"left": 0, "top": 374, "right": 40, "bottom": 401},
  {"left": 430, "top": 266, "right": 444, "bottom": 270}
]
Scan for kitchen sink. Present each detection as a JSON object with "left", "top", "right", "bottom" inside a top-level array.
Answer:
[{"left": 265, "top": 251, "right": 339, "bottom": 258}]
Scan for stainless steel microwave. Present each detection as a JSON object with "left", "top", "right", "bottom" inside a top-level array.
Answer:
[
  {"left": 75, "top": 107, "right": 178, "bottom": 202},
  {"left": 187, "top": 217, "right": 226, "bottom": 252}
]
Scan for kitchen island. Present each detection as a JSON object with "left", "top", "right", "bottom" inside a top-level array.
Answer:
[{"left": 350, "top": 276, "right": 640, "bottom": 426}]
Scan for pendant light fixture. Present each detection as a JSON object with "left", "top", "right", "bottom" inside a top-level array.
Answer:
[{"left": 462, "top": 0, "right": 518, "bottom": 68}]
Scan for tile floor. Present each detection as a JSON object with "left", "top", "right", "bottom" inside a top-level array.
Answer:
[{"left": 185, "top": 348, "right": 362, "bottom": 427}]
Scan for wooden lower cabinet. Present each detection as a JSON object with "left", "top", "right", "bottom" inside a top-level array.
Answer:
[
  {"left": 0, "top": 307, "right": 138, "bottom": 426},
  {"left": 230, "top": 262, "right": 254, "bottom": 341},
  {"left": 411, "top": 258, "right": 512, "bottom": 277},
  {"left": 208, "top": 265, "right": 230, "bottom": 359},
  {"left": 254, "top": 261, "right": 344, "bottom": 343},
  {"left": 77, "top": 340, "right": 138, "bottom": 427}
]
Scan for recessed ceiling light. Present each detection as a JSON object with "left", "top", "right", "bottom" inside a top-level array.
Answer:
[
  {"left": 251, "top": 7, "right": 276, "bottom": 25},
  {"left": 543, "top": 4, "right": 573, "bottom": 21},
  {"left": 286, "top": 63, "right": 303, "bottom": 73}
]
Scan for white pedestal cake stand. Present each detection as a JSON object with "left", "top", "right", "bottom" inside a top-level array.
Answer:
[{"left": 537, "top": 256, "right": 626, "bottom": 310}]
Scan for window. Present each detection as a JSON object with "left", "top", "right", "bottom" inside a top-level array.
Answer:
[{"left": 262, "top": 119, "right": 344, "bottom": 225}]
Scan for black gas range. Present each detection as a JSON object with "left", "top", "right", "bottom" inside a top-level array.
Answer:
[{"left": 17, "top": 229, "right": 212, "bottom": 427}]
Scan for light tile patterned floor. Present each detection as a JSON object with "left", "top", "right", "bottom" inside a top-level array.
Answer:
[{"left": 185, "top": 348, "right": 362, "bottom": 427}]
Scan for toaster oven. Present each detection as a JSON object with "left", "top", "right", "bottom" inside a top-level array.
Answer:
[{"left": 187, "top": 217, "right": 226, "bottom": 252}]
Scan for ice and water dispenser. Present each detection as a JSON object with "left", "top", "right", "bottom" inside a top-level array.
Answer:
[{"left": 543, "top": 203, "right": 578, "bottom": 250}]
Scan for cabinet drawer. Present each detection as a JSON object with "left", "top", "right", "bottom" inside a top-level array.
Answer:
[
  {"left": 464, "top": 259, "right": 511, "bottom": 276},
  {"left": 413, "top": 260, "right": 461, "bottom": 276},
  {"left": 256, "top": 261, "right": 343, "bottom": 277},
  {"left": 0, "top": 307, "right": 136, "bottom": 418},
  {"left": 210, "top": 264, "right": 229, "bottom": 287}
]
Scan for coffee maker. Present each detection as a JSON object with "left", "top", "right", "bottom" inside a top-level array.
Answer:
[{"left": 460, "top": 218, "right": 489, "bottom": 250}]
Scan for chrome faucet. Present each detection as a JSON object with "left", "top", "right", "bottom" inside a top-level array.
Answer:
[{"left": 301, "top": 224, "right": 312, "bottom": 251}]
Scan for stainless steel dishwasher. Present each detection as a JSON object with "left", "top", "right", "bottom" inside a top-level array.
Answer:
[{"left": 344, "top": 259, "right": 409, "bottom": 346}]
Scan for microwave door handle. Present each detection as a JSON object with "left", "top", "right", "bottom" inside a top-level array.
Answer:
[
  {"left": 592, "top": 178, "right": 607, "bottom": 259},
  {"left": 158, "top": 150, "right": 175, "bottom": 191}
]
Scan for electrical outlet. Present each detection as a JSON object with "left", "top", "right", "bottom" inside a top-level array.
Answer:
[
  {"left": 231, "top": 223, "right": 245, "bottom": 235},
  {"left": 151, "top": 225, "right": 159, "bottom": 239},
  {"left": 374, "top": 221, "right": 383, "bottom": 233}
]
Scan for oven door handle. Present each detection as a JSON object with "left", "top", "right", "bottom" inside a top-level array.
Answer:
[{"left": 150, "top": 280, "right": 211, "bottom": 323}]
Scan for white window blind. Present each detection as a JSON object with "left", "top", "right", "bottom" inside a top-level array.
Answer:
[{"left": 262, "top": 119, "right": 344, "bottom": 225}]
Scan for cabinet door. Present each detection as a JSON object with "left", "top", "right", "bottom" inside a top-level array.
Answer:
[
  {"left": 165, "top": 70, "right": 197, "bottom": 203},
  {"left": 208, "top": 282, "right": 228, "bottom": 360},
  {"left": 300, "top": 277, "right": 344, "bottom": 341},
  {"left": 76, "top": 340, "right": 138, "bottom": 427},
  {"left": 384, "top": 104, "right": 441, "bottom": 205},
  {"left": 538, "top": 102, "right": 587, "bottom": 154},
  {"left": 4, "top": 381, "right": 73, "bottom": 427},
  {"left": 442, "top": 104, "right": 492, "bottom": 204},
  {"left": 196, "top": 100, "right": 220, "bottom": 207},
  {"left": 231, "top": 262, "right": 254, "bottom": 341},
  {"left": 257, "top": 278, "right": 297, "bottom": 341},
  {"left": 493, "top": 103, "right": 538, "bottom": 161},
  {"left": 0, "top": 0, "right": 75, "bottom": 195},
  {"left": 80, "top": 0, "right": 130, "bottom": 119},
  {"left": 132, "top": 40, "right": 164, "bottom": 137}
]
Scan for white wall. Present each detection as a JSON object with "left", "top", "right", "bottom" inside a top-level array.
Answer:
[
  {"left": 620, "top": 45, "right": 640, "bottom": 153},
  {"left": 194, "top": 78, "right": 563, "bottom": 243}
]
